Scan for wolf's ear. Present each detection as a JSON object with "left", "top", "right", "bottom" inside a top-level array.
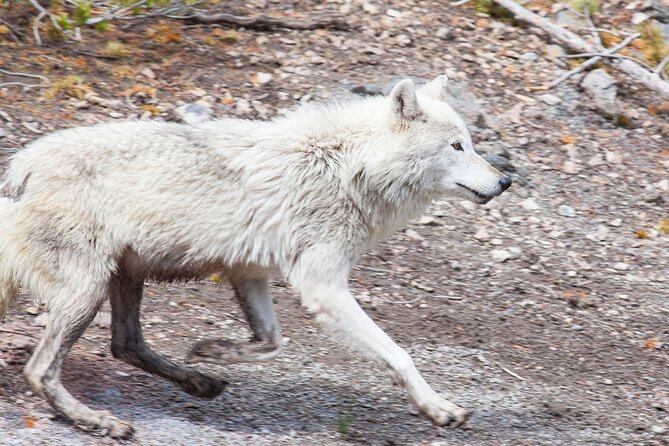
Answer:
[
  {"left": 422, "top": 75, "right": 449, "bottom": 101},
  {"left": 390, "top": 79, "right": 420, "bottom": 120}
]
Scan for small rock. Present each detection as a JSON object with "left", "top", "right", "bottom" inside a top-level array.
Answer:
[
  {"left": 613, "top": 262, "right": 629, "bottom": 271},
  {"left": 508, "top": 247, "right": 522, "bottom": 259},
  {"left": 0, "top": 127, "right": 5, "bottom": 138},
  {"left": 570, "top": 324, "right": 584, "bottom": 332},
  {"left": 539, "top": 94, "right": 561, "bottom": 106},
  {"left": 362, "top": 2, "right": 378, "bottom": 14},
  {"left": 473, "top": 228, "right": 491, "bottom": 241},
  {"left": 609, "top": 218, "right": 622, "bottom": 227},
  {"left": 188, "top": 87, "right": 207, "bottom": 97},
  {"left": 651, "top": 425, "right": 667, "bottom": 435},
  {"left": 557, "top": 205, "right": 576, "bottom": 217},
  {"left": 562, "top": 160, "right": 581, "bottom": 174},
  {"left": 632, "top": 12, "right": 649, "bottom": 25},
  {"left": 490, "top": 238, "right": 504, "bottom": 246},
  {"left": 520, "top": 52, "right": 538, "bottom": 62},
  {"left": 235, "top": 98, "right": 252, "bottom": 115},
  {"left": 175, "top": 102, "right": 213, "bottom": 124},
  {"left": 0, "top": 358, "right": 6, "bottom": 368},
  {"left": 405, "top": 229, "right": 424, "bottom": 241},
  {"left": 435, "top": 26, "right": 452, "bottom": 40},
  {"left": 109, "top": 112, "right": 124, "bottom": 119},
  {"left": 602, "top": 378, "right": 614, "bottom": 385},
  {"left": 605, "top": 150, "right": 623, "bottom": 164},
  {"left": 33, "top": 313, "right": 48, "bottom": 327},
  {"left": 255, "top": 72, "right": 273, "bottom": 84},
  {"left": 417, "top": 215, "right": 441, "bottom": 226},
  {"left": 140, "top": 67, "right": 156, "bottom": 80},
  {"left": 520, "top": 198, "right": 540, "bottom": 211},
  {"left": 386, "top": 8, "right": 401, "bottom": 17},
  {"left": 491, "top": 249, "right": 512, "bottom": 262},
  {"left": 581, "top": 69, "right": 618, "bottom": 117}
]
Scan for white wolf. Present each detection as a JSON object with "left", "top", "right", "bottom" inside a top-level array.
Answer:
[{"left": 0, "top": 76, "right": 510, "bottom": 437}]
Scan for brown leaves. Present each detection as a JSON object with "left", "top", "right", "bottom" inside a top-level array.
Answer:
[
  {"left": 23, "top": 415, "right": 37, "bottom": 428},
  {"left": 560, "top": 134, "right": 577, "bottom": 145},
  {"left": 146, "top": 21, "right": 182, "bottom": 45},
  {"left": 43, "top": 75, "right": 92, "bottom": 100},
  {"left": 635, "top": 229, "right": 649, "bottom": 239},
  {"left": 645, "top": 337, "right": 660, "bottom": 351}
]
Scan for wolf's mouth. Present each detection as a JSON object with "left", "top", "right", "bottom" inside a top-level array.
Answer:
[{"left": 456, "top": 183, "right": 495, "bottom": 204}]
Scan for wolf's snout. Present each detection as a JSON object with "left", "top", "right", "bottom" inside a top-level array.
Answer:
[{"left": 499, "top": 176, "right": 512, "bottom": 191}]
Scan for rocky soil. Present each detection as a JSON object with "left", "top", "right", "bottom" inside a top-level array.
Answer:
[{"left": 1, "top": 1, "right": 668, "bottom": 445}]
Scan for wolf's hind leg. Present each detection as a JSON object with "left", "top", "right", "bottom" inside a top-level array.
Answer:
[
  {"left": 187, "top": 273, "right": 282, "bottom": 364},
  {"left": 24, "top": 284, "right": 134, "bottom": 438},
  {"left": 109, "top": 272, "right": 226, "bottom": 399}
]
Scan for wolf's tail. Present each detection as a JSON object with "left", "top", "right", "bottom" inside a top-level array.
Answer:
[{"left": 0, "top": 194, "right": 19, "bottom": 322}]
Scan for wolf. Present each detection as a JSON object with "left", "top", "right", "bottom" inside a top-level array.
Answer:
[{"left": 0, "top": 76, "right": 511, "bottom": 437}]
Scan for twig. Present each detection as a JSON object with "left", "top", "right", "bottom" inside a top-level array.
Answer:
[
  {"left": 375, "top": 295, "right": 422, "bottom": 305},
  {"left": 0, "top": 327, "right": 38, "bottom": 339},
  {"left": 655, "top": 53, "right": 669, "bottom": 76},
  {"left": 0, "top": 18, "right": 23, "bottom": 42},
  {"left": 178, "top": 11, "right": 349, "bottom": 31},
  {"left": 577, "top": 28, "right": 630, "bottom": 38},
  {"left": 582, "top": 7, "right": 601, "bottom": 49},
  {"left": 549, "top": 33, "right": 642, "bottom": 88},
  {"left": 499, "top": 365, "right": 526, "bottom": 381},
  {"left": 0, "top": 82, "right": 48, "bottom": 89},
  {"left": 27, "top": 0, "right": 63, "bottom": 45},
  {"left": 0, "top": 69, "right": 49, "bottom": 83},
  {"left": 560, "top": 51, "right": 654, "bottom": 71}
]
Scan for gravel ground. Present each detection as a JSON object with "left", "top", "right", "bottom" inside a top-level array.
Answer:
[{"left": 1, "top": 0, "right": 669, "bottom": 444}]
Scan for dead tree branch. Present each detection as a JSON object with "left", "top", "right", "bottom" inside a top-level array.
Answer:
[
  {"left": 549, "top": 33, "right": 640, "bottom": 88},
  {"left": 173, "top": 11, "right": 349, "bottom": 31},
  {"left": 491, "top": 0, "right": 669, "bottom": 99}
]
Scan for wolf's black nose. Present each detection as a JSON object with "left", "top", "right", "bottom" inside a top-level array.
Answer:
[{"left": 499, "top": 176, "right": 512, "bottom": 191}]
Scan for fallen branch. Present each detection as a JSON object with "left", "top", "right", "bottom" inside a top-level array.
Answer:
[
  {"left": 549, "top": 32, "right": 640, "bottom": 88},
  {"left": 560, "top": 51, "right": 654, "bottom": 71},
  {"left": 27, "top": 0, "right": 63, "bottom": 45},
  {"left": 492, "top": 0, "right": 669, "bottom": 99},
  {"left": 176, "top": 11, "right": 349, "bottom": 30}
]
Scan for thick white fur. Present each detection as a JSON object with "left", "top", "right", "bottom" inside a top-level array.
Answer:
[{"left": 0, "top": 76, "right": 508, "bottom": 432}]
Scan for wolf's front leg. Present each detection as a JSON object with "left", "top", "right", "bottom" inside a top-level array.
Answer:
[{"left": 289, "top": 247, "right": 470, "bottom": 428}]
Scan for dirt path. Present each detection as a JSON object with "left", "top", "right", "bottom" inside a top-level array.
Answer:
[{"left": 1, "top": 1, "right": 669, "bottom": 444}]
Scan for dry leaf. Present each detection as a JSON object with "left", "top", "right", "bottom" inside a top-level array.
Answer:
[
  {"left": 645, "top": 337, "right": 660, "bottom": 350},
  {"left": 635, "top": 229, "right": 649, "bottom": 239},
  {"left": 23, "top": 415, "right": 37, "bottom": 428},
  {"left": 658, "top": 219, "right": 669, "bottom": 235},
  {"left": 561, "top": 134, "right": 577, "bottom": 145}
]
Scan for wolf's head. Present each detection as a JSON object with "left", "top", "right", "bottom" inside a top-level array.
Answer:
[{"left": 376, "top": 76, "right": 511, "bottom": 204}]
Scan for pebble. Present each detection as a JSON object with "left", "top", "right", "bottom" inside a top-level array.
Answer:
[
  {"left": 435, "top": 27, "right": 452, "bottom": 40},
  {"left": 491, "top": 249, "right": 512, "bottom": 262},
  {"left": 570, "top": 324, "right": 584, "bottom": 332},
  {"left": 557, "top": 205, "right": 576, "bottom": 217},
  {"left": 613, "top": 262, "right": 629, "bottom": 271},
  {"left": 520, "top": 198, "right": 540, "bottom": 211},
  {"left": 0, "top": 127, "right": 5, "bottom": 138},
  {"left": 109, "top": 111, "right": 124, "bottom": 119},
  {"left": 508, "top": 247, "right": 522, "bottom": 259},
  {"left": 473, "top": 228, "right": 491, "bottom": 241},
  {"left": 235, "top": 98, "right": 252, "bottom": 115},
  {"left": 540, "top": 94, "right": 561, "bottom": 106},
  {"left": 417, "top": 215, "right": 441, "bottom": 226},
  {"left": 651, "top": 425, "right": 667, "bottom": 435},
  {"left": 175, "top": 102, "right": 213, "bottom": 124},
  {"left": 609, "top": 218, "right": 622, "bottom": 227},
  {"left": 255, "top": 72, "right": 273, "bottom": 84}
]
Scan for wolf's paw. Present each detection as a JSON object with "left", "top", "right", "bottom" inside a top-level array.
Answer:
[
  {"left": 186, "top": 338, "right": 281, "bottom": 365},
  {"left": 179, "top": 372, "right": 227, "bottom": 399},
  {"left": 421, "top": 401, "right": 470, "bottom": 428}
]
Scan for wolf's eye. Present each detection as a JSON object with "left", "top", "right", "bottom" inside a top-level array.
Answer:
[{"left": 451, "top": 141, "right": 463, "bottom": 151}]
